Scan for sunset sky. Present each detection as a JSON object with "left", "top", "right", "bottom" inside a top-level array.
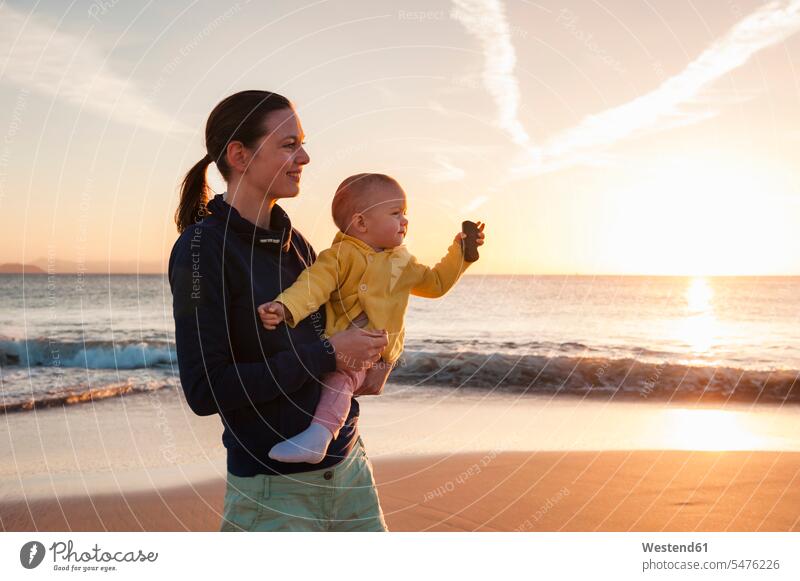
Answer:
[{"left": 1, "top": 0, "right": 798, "bottom": 275}]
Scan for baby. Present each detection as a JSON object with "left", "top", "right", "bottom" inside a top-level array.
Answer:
[{"left": 258, "top": 173, "right": 485, "bottom": 463}]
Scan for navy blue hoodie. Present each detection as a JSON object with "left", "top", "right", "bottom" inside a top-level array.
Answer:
[{"left": 168, "top": 193, "right": 359, "bottom": 477}]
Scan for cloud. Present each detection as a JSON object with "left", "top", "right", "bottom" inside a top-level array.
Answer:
[
  {"left": 0, "top": 5, "right": 191, "bottom": 135},
  {"left": 517, "top": 0, "right": 800, "bottom": 176},
  {"left": 463, "top": 194, "right": 489, "bottom": 212},
  {"left": 428, "top": 155, "right": 467, "bottom": 183},
  {"left": 450, "top": 0, "right": 531, "bottom": 147}
]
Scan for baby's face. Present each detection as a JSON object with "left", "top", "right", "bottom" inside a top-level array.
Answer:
[{"left": 359, "top": 185, "right": 408, "bottom": 250}]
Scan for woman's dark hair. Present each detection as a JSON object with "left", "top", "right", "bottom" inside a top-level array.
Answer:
[{"left": 175, "top": 90, "right": 293, "bottom": 233}]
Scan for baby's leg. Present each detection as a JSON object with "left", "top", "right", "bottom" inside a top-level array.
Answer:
[
  {"left": 313, "top": 367, "right": 364, "bottom": 439},
  {"left": 268, "top": 368, "right": 365, "bottom": 464}
]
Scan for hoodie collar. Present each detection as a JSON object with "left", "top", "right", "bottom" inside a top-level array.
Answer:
[
  {"left": 333, "top": 230, "right": 405, "bottom": 255},
  {"left": 206, "top": 193, "right": 292, "bottom": 252}
]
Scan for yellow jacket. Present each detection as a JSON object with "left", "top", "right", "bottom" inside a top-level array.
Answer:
[{"left": 276, "top": 231, "right": 472, "bottom": 363}]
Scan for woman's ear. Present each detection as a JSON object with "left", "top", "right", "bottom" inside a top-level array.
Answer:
[{"left": 225, "top": 141, "right": 249, "bottom": 173}]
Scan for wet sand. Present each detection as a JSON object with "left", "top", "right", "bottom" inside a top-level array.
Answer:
[
  {"left": 2, "top": 386, "right": 799, "bottom": 531},
  {"left": 2, "top": 450, "right": 799, "bottom": 531}
]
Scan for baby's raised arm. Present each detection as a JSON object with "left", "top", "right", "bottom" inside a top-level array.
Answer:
[{"left": 410, "top": 222, "right": 485, "bottom": 298}]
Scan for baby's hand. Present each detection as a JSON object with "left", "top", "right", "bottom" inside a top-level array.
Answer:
[
  {"left": 454, "top": 221, "right": 486, "bottom": 246},
  {"left": 258, "top": 301, "right": 287, "bottom": 330}
]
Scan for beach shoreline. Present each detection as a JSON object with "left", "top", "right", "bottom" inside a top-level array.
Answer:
[{"left": 2, "top": 385, "right": 799, "bottom": 531}]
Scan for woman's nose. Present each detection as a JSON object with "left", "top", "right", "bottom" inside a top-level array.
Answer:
[{"left": 296, "top": 145, "right": 310, "bottom": 166}]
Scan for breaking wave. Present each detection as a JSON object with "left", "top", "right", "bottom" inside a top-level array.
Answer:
[
  {"left": 392, "top": 350, "right": 800, "bottom": 404},
  {"left": 0, "top": 338, "right": 175, "bottom": 369}
]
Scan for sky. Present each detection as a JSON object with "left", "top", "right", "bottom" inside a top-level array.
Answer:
[{"left": 0, "top": 0, "right": 798, "bottom": 275}]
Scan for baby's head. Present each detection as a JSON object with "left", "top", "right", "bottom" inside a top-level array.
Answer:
[{"left": 331, "top": 173, "right": 408, "bottom": 250}]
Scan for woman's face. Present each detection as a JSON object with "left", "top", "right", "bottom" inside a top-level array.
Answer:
[{"left": 242, "top": 107, "right": 310, "bottom": 200}]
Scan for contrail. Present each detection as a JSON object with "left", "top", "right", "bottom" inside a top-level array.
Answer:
[
  {"left": 522, "top": 0, "right": 800, "bottom": 175},
  {"left": 452, "top": 0, "right": 800, "bottom": 177},
  {"left": 451, "top": 0, "right": 531, "bottom": 147}
]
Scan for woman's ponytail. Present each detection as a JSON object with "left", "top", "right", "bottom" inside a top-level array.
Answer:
[{"left": 175, "top": 154, "right": 212, "bottom": 233}]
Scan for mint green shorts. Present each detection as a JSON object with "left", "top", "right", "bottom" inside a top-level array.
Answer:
[{"left": 220, "top": 436, "right": 388, "bottom": 531}]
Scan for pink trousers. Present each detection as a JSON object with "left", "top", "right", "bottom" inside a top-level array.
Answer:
[
  {"left": 311, "top": 362, "right": 394, "bottom": 439},
  {"left": 311, "top": 368, "right": 365, "bottom": 439},
  {"left": 312, "top": 312, "right": 392, "bottom": 439}
]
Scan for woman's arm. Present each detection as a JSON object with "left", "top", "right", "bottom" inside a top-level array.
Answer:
[{"left": 169, "top": 232, "right": 337, "bottom": 417}]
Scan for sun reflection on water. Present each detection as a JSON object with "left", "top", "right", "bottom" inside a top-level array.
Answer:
[
  {"left": 676, "top": 277, "right": 719, "bottom": 358},
  {"left": 686, "top": 277, "right": 713, "bottom": 313}
]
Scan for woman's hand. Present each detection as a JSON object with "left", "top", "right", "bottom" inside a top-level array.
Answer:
[
  {"left": 328, "top": 327, "right": 388, "bottom": 371},
  {"left": 353, "top": 359, "right": 392, "bottom": 397}
]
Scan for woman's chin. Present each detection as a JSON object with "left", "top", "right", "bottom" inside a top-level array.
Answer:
[{"left": 272, "top": 186, "right": 301, "bottom": 199}]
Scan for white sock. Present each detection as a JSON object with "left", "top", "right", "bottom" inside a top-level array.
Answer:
[{"left": 268, "top": 423, "right": 333, "bottom": 464}]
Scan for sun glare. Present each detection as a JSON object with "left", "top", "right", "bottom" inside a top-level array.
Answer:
[
  {"left": 670, "top": 277, "right": 719, "bottom": 358},
  {"left": 686, "top": 277, "right": 712, "bottom": 314},
  {"left": 605, "top": 156, "right": 793, "bottom": 276},
  {"left": 662, "top": 409, "right": 765, "bottom": 451}
]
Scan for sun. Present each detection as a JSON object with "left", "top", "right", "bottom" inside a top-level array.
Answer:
[{"left": 603, "top": 153, "right": 794, "bottom": 276}]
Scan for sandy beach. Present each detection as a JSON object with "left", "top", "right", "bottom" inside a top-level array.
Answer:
[
  {"left": 2, "top": 450, "right": 799, "bottom": 532},
  {"left": 2, "top": 386, "right": 799, "bottom": 532}
]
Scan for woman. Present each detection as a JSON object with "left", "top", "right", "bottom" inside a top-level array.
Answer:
[{"left": 169, "top": 90, "right": 389, "bottom": 531}]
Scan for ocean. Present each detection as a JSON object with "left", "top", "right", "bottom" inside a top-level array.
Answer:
[{"left": 1, "top": 274, "right": 798, "bottom": 414}]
